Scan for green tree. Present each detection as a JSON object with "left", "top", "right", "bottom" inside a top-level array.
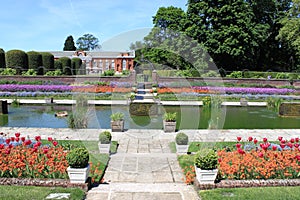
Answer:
[
  {"left": 0, "top": 48, "right": 5, "bottom": 68},
  {"left": 277, "top": 0, "right": 300, "bottom": 66},
  {"left": 59, "top": 57, "right": 72, "bottom": 75},
  {"left": 71, "top": 57, "right": 82, "bottom": 75},
  {"left": 40, "top": 52, "right": 54, "bottom": 72},
  {"left": 6, "top": 49, "right": 28, "bottom": 74},
  {"left": 63, "top": 35, "right": 77, "bottom": 51},
  {"left": 27, "top": 51, "right": 43, "bottom": 75},
  {"left": 76, "top": 33, "right": 100, "bottom": 51},
  {"left": 54, "top": 60, "right": 63, "bottom": 71}
]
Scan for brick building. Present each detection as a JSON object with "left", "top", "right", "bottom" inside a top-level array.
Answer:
[{"left": 48, "top": 50, "right": 135, "bottom": 74}]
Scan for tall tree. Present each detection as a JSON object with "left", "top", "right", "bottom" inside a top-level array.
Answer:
[
  {"left": 76, "top": 34, "right": 100, "bottom": 51},
  {"left": 0, "top": 48, "right": 5, "bottom": 68},
  {"left": 63, "top": 35, "right": 76, "bottom": 51}
]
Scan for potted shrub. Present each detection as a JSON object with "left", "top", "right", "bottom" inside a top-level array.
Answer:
[
  {"left": 163, "top": 112, "right": 177, "bottom": 132},
  {"left": 110, "top": 112, "right": 125, "bottom": 132},
  {"left": 66, "top": 147, "right": 90, "bottom": 183},
  {"left": 194, "top": 149, "right": 218, "bottom": 184},
  {"left": 98, "top": 131, "right": 112, "bottom": 154},
  {"left": 175, "top": 132, "right": 189, "bottom": 154}
]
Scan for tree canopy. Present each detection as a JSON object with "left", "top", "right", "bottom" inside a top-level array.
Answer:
[
  {"left": 76, "top": 34, "right": 100, "bottom": 51},
  {"left": 63, "top": 35, "right": 76, "bottom": 51}
]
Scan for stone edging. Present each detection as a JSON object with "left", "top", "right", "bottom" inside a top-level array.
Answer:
[
  {"left": 195, "top": 179, "right": 300, "bottom": 190},
  {"left": 0, "top": 178, "right": 89, "bottom": 191}
]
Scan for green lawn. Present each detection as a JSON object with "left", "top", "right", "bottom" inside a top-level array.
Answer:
[
  {"left": 0, "top": 185, "right": 85, "bottom": 200},
  {"left": 199, "top": 186, "right": 300, "bottom": 200}
]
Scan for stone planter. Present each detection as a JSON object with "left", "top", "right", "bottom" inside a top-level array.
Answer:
[
  {"left": 98, "top": 142, "right": 111, "bottom": 154},
  {"left": 175, "top": 143, "right": 189, "bottom": 154},
  {"left": 111, "top": 120, "right": 124, "bottom": 132},
  {"left": 163, "top": 121, "right": 176, "bottom": 132},
  {"left": 195, "top": 165, "right": 218, "bottom": 184},
  {"left": 45, "top": 98, "right": 53, "bottom": 104},
  {"left": 67, "top": 164, "right": 90, "bottom": 184}
]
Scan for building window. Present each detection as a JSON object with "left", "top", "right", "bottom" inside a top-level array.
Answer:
[
  {"left": 122, "top": 59, "right": 126, "bottom": 70},
  {"left": 99, "top": 60, "right": 103, "bottom": 70},
  {"left": 111, "top": 60, "right": 115, "bottom": 70},
  {"left": 105, "top": 60, "right": 109, "bottom": 70}
]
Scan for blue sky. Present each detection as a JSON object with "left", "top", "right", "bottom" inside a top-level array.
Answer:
[{"left": 0, "top": 0, "right": 187, "bottom": 52}]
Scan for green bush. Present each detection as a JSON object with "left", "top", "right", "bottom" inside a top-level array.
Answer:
[
  {"left": 110, "top": 112, "right": 124, "bottom": 121},
  {"left": 6, "top": 49, "right": 28, "bottom": 73},
  {"left": 163, "top": 112, "right": 177, "bottom": 122},
  {"left": 44, "top": 69, "right": 63, "bottom": 76},
  {"left": 0, "top": 48, "right": 5, "bottom": 68},
  {"left": 0, "top": 68, "right": 17, "bottom": 75},
  {"left": 175, "top": 132, "right": 189, "bottom": 145},
  {"left": 71, "top": 57, "right": 82, "bottom": 75},
  {"left": 201, "top": 70, "right": 220, "bottom": 77},
  {"left": 103, "top": 69, "right": 115, "bottom": 76},
  {"left": 40, "top": 52, "right": 54, "bottom": 72},
  {"left": 22, "top": 69, "right": 37, "bottom": 76},
  {"left": 66, "top": 147, "right": 89, "bottom": 168},
  {"left": 122, "top": 69, "right": 130, "bottom": 76},
  {"left": 194, "top": 149, "right": 218, "bottom": 170},
  {"left": 59, "top": 57, "right": 72, "bottom": 75},
  {"left": 54, "top": 60, "right": 63, "bottom": 71},
  {"left": 99, "top": 131, "right": 112, "bottom": 144},
  {"left": 27, "top": 51, "right": 43, "bottom": 75},
  {"left": 226, "top": 71, "right": 243, "bottom": 78},
  {"left": 275, "top": 72, "right": 288, "bottom": 79}
]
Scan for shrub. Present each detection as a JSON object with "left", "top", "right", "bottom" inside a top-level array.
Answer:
[
  {"left": 99, "top": 131, "right": 112, "bottom": 144},
  {"left": 194, "top": 149, "right": 218, "bottom": 170},
  {"left": 175, "top": 132, "right": 189, "bottom": 145},
  {"left": 71, "top": 57, "right": 82, "bottom": 75},
  {"left": 122, "top": 69, "right": 130, "bottom": 76},
  {"left": 226, "top": 71, "right": 243, "bottom": 78},
  {"left": 66, "top": 147, "right": 89, "bottom": 168},
  {"left": 40, "top": 52, "right": 54, "bottom": 72},
  {"left": 0, "top": 68, "right": 17, "bottom": 75},
  {"left": 103, "top": 69, "right": 115, "bottom": 76},
  {"left": 54, "top": 60, "right": 63, "bottom": 70},
  {"left": 6, "top": 49, "right": 28, "bottom": 73},
  {"left": 22, "top": 69, "right": 37, "bottom": 76},
  {"left": 201, "top": 70, "right": 220, "bottom": 77},
  {"left": 27, "top": 51, "right": 43, "bottom": 75},
  {"left": 110, "top": 112, "right": 124, "bottom": 121},
  {"left": 0, "top": 48, "right": 5, "bottom": 68},
  {"left": 59, "top": 57, "right": 72, "bottom": 75},
  {"left": 44, "top": 69, "right": 63, "bottom": 76},
  {"left": 275, "top": 72, "right": 288, "bottom": 79},
  {"left": 163, "top": 112, "right": 177, "bottom": 122}
]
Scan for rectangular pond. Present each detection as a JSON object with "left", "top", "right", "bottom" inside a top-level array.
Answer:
[{"left": 0, "top": 105, "right": 299, "bottom": 129}]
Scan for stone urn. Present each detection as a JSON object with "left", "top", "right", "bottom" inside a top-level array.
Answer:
[{"left": 111, "top": 120, "right": 124, "bottom": 132}]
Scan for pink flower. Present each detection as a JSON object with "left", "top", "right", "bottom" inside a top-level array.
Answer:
[
  {"left": 281, "top": 140, "right": 286, "bottom": 144},
  {"left": 237, "top": 136, "right": 242, "bottom": 142},
  {"left": 35, "top": 136, "right": 41, "bottom": 141},
  {"left": 294, "top": 143, "right": 299, "bottom": 148},
  {"left": 43, "top": 147, "right": 49, "bottom": 154},
  {"left": 248, "top": 136, "right": 253, "bottom": 142},
  {"left": 236, "top": 143, "right": 242, "bottom": 148}
]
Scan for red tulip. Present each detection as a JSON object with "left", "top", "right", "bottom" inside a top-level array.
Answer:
[
  {"left": 15, "top": 137, "right": 20, "bottom": 142},
  {"left": 5, "top": 148, "right": 10, "bottom": 155},
  {"left": 295, "top": 143, "right": 300, "bottom": 148},
  {"left": 52, "top": 141, "right": 58, "bottom": 147},
  {"left": 263, "top": 138, "right": 268, "bottom": 143},
  {"left": 218, "top": 158, "right": 222, "bottom": 163},
  {"left": 280, "top": 144, "right": 286, "bottom": 149},
  {"left": 258, "top": 152, "right": 264, "bottom": 158},
  {"left": 290, "top": 138, "right": 295, "bottom": 143},
  {"left": 8, "top": 144, "right": 13, "bottom": 149},
  {"left": 10, "top": 137, "right": 15, "bottom": 142},
  {"left": 46, "top": 154, "right": 51, "bottom": 159},
  {"left": 278, "top": 136, "right": 283, "bottom": 141},
  {"left": 48, "top": 137, "right": 53, "bottom": 141},
  {"left": 21, "top": 137, "right": 25, "bottom": 142},
  {"left": 237, "top": 136, "right": 242, "bottom": 141},
  {"left": 254, "top": 138, "right": 258, "bottom": 144},
  {"left": 281, "top": 140, "right": 286, "bottom": 144},
  {"left": 32, "top": 147, "right": 38, "bottom": 153},
  {"left": 236, "top": 143, "right": 242, "bottom": 148},
  {"left": 24, "top": 140, "right": 32, "bottom": 146},
  {"left": 0, "top": 144, "right": 4, "bottom": 149},
  {"left": 35, "top": 136, "right": 41, "bottom": 141},
  {"left": 5, "top": 138, "right": 10, "bottom": 144},
  {"left": 248, "top": 136, "right": 253, "bottom": 142},
  {"left": 296, "top": 138, "right": 299, "bottom": 143},
  {"left": 287, "top": 142, "right": 293, "bottom": 148},
  {"left": 15, "top": 132, "right": 20, "bottom": 137},
  {"left": 272, "top": 146, "right": 277, "bottom": 151},
  {"left": 237, "top": 148, "right": 245, "bottom": 155},
  {"left": 296, "top": 155, "right": 300, "bottom": 161},
  {"left": 43, "top": 147, "right": 49, "bottom": 154}
]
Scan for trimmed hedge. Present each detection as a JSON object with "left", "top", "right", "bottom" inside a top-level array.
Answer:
[
  {"left": 27, "top": 51, "right": 43, "bottom": 75},
  {"left": 71, "top": 57, "right": 82, "bottom": 75},
  {"left": 0, "top": 48, "right": 5, "bottom": 68},
  {"left": 59, "top": 57, "right": 72, "bottom": 75},
  {"left": 54, "top": 60, "right": 63, "bottom": 70},
  {"left": 6, "top": 49, "right": 28, "bottom": 74},
  {"left": 40, "top": 52, "right": 54, "bottom": 72}
]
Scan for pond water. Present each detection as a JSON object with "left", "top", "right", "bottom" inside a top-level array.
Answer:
[{"left": 0, "top": 105, "right": 299, "bottom": 129}]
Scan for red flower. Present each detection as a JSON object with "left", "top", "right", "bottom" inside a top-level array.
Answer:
[
  {"left": 258, "top": 152, "right": 264, "bottom": 158},
  {"left": 52, "top": 141, "right": 58, "bottom": 147},
  {"left": 237, "top": 148, "right": 245, "bottom": 155},
  {"left": 280, "top": 144, "right": 286, "bottom": 149},
  {"left": 48, "top": 137, "right": 53, "bottom": 141},
  {"left": 10, "top": 137, "right": 15, "bottom": 142},
  {"left": 237, "top": 136, "right": 242, "bottom": 141},
  {"left": 15, "top": 137, "right": 20, "bottom": 142},
  {"left": 5, "top": 148, "right": 10, "bottom": 155},
  {"left": 43, "top": 147, "right": 49, "bottom": 154},
  {"left": 46, "top": 154, "right": 51, "bottom": 159},
  {"left": 248, "top": 136, "right": 253, "bottom": 142},
  {"left": 32, "top": 147, "right": 38, "bottom": 153},
  {"left": 15, "top": 132, "right": 20, "bottom": 137},
  {"left": 34, "top": 142, "right": 41, "bottom": 148},
  {"left": 24, "top": 140, "right": 32, "bottom": 146},
  {"left": 5, "top": 138, "right": 10, "bottom": 144},
  {"left": 236, "top": 143, "right": 242, "bottom": 148},
  {"left": 272, "top": 146, "right": 277, "bottom": 151},
  {"left": 281, "top": 140, "right": 286, "bottom": 144},
  {"left": 294, "top": 143, "right": 299, "bottom": 148},
  {"left": 278, "top": 136, "right": 283, "bottom": 141},
  {"left": 254, "top": 138, "right": 258, "bottom": 144},
  {"left": 35, "top": 136, "right": 41, "bottom": 141},
  {"left": 296, "top": 155, "right": 300, "bottom": 161},
  {"left": 263, "top": 138, "right": 268, "bottom": 143},
  {"left": 218, "top": 158, "right": 222, "bottom": 163},
  {"left": 290, "top": 138, "right": 295, "bottom": 143},
  {"left": 287, "top": 142, "right": 293, "bottom": 148},
  {"left": 296, "top": 138, "right": 299, "bottom": 143},
  {"left": 21, "top": 137, "right": 25, "bottom": 142},
  {"left": 8, "top": 144, "right": 13, "bottom": 149},
  {"left": 0, "top": 144, "right": 4, "bottom": 149}
]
